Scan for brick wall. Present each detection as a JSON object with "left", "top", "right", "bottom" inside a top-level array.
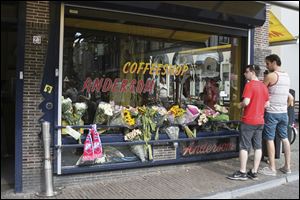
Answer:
[
  {"left": 254, "top": 5, "right": 271, "bottom": 79},
  {"left": 22, "top": 1, "right": 50, "bottom": 191}
]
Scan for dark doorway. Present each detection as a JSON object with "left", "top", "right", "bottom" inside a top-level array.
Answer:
[{"left": 1, "top": 1, "right": 18, "bottom": 191}]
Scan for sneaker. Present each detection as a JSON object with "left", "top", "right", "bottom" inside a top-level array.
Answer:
[
  {"left": 247, "top": 169, "right": 258, "bottom": 180},
  {"left": 279, "top": 167, "right": 292, "bottom": 174},
  {"left": 227, "top": 171, "right": 248, "bottom": 181},
  {"left": 258, "top": 167, "right": 277, "bottom": 176}
]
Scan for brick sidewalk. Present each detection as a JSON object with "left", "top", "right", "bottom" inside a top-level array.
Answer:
[
  {"left": 1, "top": 157, "right": 299, "bottom": 199},
  {"left": 2, "top": 126, "right": 299, "bottom": 199}
]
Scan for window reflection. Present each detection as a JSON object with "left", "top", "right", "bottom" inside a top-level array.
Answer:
[{"left": 63, "top": 20, "right": 243, "bottom": 124}]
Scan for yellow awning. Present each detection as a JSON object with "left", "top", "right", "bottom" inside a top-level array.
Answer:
[{"left": 269, "top": 11, "right": 295, "bottom": 44}]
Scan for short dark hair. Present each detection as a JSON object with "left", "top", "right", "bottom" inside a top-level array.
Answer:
[
  {"left": 265, "top": 54, "right": 281, "bottom": 66},
  {"left": 245, "top": 64, "right": 260, "bottom": 76}
]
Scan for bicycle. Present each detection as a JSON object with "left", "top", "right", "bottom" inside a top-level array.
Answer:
[{"left": 288, "top": 122, "right": 298, "bottom": 145}]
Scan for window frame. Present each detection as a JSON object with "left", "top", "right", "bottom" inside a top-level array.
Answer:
[{"left": 55, "top": 3, "right": 251, "bottom": 175}]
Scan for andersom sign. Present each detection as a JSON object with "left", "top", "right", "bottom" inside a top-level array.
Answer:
[
  {"left": 81, "top": 61, "right": 189, "bottom": 95},
  {"left": 181, "top": 138, "right": 237, "bottom": 156}
]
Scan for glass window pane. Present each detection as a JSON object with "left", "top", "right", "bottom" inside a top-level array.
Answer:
[{"left": 61, "top": 13, "right": 243, "bottom": 166}]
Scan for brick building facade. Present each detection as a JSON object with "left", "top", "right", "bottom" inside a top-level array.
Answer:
[
  {"left": 22, "top": 1, "right": 49, "bottom": 191},
  {"left": 254, "top": 5, "right": 272, "bottom": 78}
]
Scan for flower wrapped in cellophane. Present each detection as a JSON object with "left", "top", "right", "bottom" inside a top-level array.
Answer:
[
  {"left": 151, "top": 106, "right": 168, "bottom": 126},
  {"left": 184, "top": 105, "right": 201, "bottom": 124},
  {"left": 198, "top": 107, "right": 218, "bottom": 126},
  {"left": 165, "top": 126, "right": 179, "bottom": 140},
  {"left": 212, "top": 104, "right": 229, "bottom": 121},
  {"left": 109, "top": 106, "right": 139, "bottom": 129},
  {"left": 124, "top": 129, "right": 147, "bottom": 162},
  {"left": 124, "top": 129, "right": 142, "bottom": 141},
  {"left": 61, "top": 97, "right": 87, "bottom": 140},
  {"left": 167, "top": 105, "right": 186, "bottom": 124},
  {"left": 137, "top": 106, "right": 156, "bottom": 160},
  {"left": 197, "top": 105, "right": 230, "bottom": 131},
  {"left": 164, "top": 126, "right": 180, "bottom": 148},
  {"left": 93, "top": 102, "right": 114, "bottom": 125},
  {"left": 62, "top": 97, "right": 73, "bottom": 124},
  {"left": 167, "top": 105, "right": 197, "bottom": 138}
]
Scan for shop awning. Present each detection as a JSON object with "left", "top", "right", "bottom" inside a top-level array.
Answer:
[{"left": 269, "top": 11, "right": 298, "bottom": 46}]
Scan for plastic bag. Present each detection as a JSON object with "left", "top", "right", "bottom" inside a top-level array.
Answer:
[
  {"left": 130, "top": 144, "right": 147, "bottom": 162},
  {"left": 165, "top": 126, "right": 179, "bottom": 140}
]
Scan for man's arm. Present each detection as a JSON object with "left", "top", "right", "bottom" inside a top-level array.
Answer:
[
  {"left": 265, "top": 100, "right": 270, "bottom": 108},
  {"left": 235, "top": 98, "right": 250, "bottom": 109},
  {"left": 263, "top": 72, "right": 276, "bottom": 87},
  {"left": 288, "top": 93, "right": 294, "bottom": 107}
]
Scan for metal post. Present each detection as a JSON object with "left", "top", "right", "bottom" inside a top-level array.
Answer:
[{"left": 36, "top": 121, "right": 60, "bottom": 197}]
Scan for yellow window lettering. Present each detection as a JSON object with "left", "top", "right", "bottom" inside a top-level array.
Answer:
[
  {"left": 130, "top": 62, "right": 138, "bottom": 73},
  {"left": 123, "top": 62, "right": 131, "bottom": 74}
]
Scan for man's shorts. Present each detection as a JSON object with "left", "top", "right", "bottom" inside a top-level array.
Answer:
[
  {"left": 263, "top": 112, "right": 288, "bottom": 140},
  {"left": 239, "top": 123, "right": 264, "bottom": 151}
]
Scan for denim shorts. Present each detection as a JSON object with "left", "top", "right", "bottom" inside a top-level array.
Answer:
[
  {"left": 263, "top": 112, "right": 288, "bottom": 140},
  {"left": 239, "top": 123, "right": 264, "bottom": 151}
]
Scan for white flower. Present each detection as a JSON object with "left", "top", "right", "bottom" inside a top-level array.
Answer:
[
  {"left": 198, "top": 114, "right": 208, "bottom": 126},
  {"left": 98, "top": 103, "right": 113, "bottom": 116},
  {"left": 74, "top": 102, "right": 87, "bottom": 111},
  {"left": 124, "top": 129, "right": 142, "bottom": 141},
  {"left": 62, "top": 97, "right": 72, "bottom": 104},
  {"left": 214, "top": 104, "right": 228, "bottom": 114}
]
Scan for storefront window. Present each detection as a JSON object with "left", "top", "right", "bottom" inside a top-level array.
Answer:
[
  {"left": 60, "top": 12, "right": 243, "bottom": 169},
  {"left": 63, "top": 26, "right": 242, "bottom": 114}
]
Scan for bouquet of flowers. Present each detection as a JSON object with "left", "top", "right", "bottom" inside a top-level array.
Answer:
[
  {"left": 164, "top": 126, "right": 180, "bottom": 148},
  {"left": 130, "top": 144, "right": 147, "bottom": 162},
  {"left": 167, "top": 105, "right": 186, "bottom": 124},
  {"left": 198, "top": 108, "right": 216, "bottom": 126},
  {"left": 62, "top": 97, "right": 73, "bottom": 124},
  {"left": 211, "top": 104, "right": 229, "bottom": 121},
  {"left": 109, "top": 106, "right": 139, "bottom": 129},
  {"left": 185, "top": 105, "right": 201, "bottom": 124},
  {"left": 168, "top": 105, "right": 197, "bottom": 138},
  {"left": 124, "top": 129, "right": 147, "bottom": 162},
  {"left": 93, "top": 102, "right": 114, "bottom": 125},
  {"left": 197, "top": 104, "right": 229, "bottom": 131},
  {"left": 124, "top": 129, "right": 142, "bottom": 141},
  {"left": 73, "top": 102, "right": 88, "bottom": 125},
  {"left": 61, "top": 97, "right": 87, "bottom": 139},
  {"left": 137, "top": 106, "right": 156, "bottom": 160},
  {"left": 151, "top": 106, "right": 168, "bottom": 126}
]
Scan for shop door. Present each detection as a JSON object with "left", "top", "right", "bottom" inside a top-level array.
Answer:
[{"left": 1, "top": 1, "right": 18, "bottom": 191}]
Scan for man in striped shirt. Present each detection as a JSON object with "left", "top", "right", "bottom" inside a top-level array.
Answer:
[{"left": 259, "top": 54, "right": 294, "bottom": 176}]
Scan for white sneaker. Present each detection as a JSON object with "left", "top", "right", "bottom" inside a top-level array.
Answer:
[{"left": 258, "top": 167, "right": 276, "bottom": 176}]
